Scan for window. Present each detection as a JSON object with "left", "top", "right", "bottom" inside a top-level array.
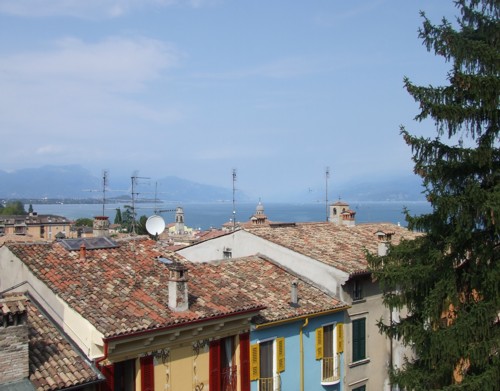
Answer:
[
  {"left": 140, "top": 356, "right": 154, "bottom": 391},
  {"left": 223, "top": 247, "right": 232, "bottom": 259},
  {"left": 353, "top": 280, "right": 363, "bottom": 301},
  {"left": 210, "top": 336, "right": 240, "bottom": 391},
  {"left": 100, "top": 359, "right": 135, "bottom": 391},
  {"left": 353, "top": 386, "right": 366, "bottom": 391},
  {"left": 250, "top": 337, "right": 285, "bottom": 391},
  {"left": 352, "top": 318, "right": 366, "bottom": 362},
  {"left": 316, "top": 323, "right": 343, "bottom": 384}
]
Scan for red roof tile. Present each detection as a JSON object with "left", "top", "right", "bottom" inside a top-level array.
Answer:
[
  {"left": 28, "top": 300, "right": 101, "bottom": 391},
  {"left": 245, "top": 222, "right": 420, "bottom": 275},
  {"left": 7, "top": 238, "right": 262, "bottom": 338},
  {"left": 190, "top": 256, "right": 347, "bottom": 325}
]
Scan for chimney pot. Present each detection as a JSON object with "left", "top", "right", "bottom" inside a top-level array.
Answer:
[
  {"left": 168, "top": 263, "right": 189, "bottom": 312},
  {"left": 79, "top": 243, "right": 86, "bottom": 260},
  {"left": 290, "top": 280, "right": 299, "bottom": 306}
]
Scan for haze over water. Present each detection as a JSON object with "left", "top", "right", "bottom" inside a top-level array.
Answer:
[{"left": 30, "top": 201, "right": 431, "bottom": 231}]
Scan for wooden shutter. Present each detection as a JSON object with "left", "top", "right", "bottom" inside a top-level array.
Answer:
[
  {"left": 315, "top": 327, "right": 324, "bottom": 360},
  {"left": 239, "top": 333, "right": 251, "bottom": 391},
  {"left": 336, "top": 323, "right": 344, "bottom": 353},
  {"left": 99, "top": 364, "right": 114, "bottom": 391},
  {"left": 276, "top": 337, "right": 285, "bottom": 372},
  {"left": 250, "top": 343, "right": 260, "bottom": 381},
  {"left": 209, "top": 339, "right": 221, "bottom": 390},
  {"left": 140, "top": 356, "right": 154, "bottom": 391},
  {"left": 353, "top": 318, "right": 366, "bottom": 361}
]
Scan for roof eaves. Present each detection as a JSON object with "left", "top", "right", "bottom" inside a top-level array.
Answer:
[
  {"left": 254, "top": 304, "right": 350, "bottom": 330},
  {"left": 103, "top": 305, "right": 266, "bottom": 342}
]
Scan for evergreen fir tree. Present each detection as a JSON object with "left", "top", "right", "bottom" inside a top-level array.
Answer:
[
  {"left": 369, "top": 1, "right": 499, "bottom": 390},
  {"left": 114, "top": 208, "right": 122, "bottom": 225}
]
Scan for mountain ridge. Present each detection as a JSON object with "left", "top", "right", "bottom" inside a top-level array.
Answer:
[{"left": 0, "top": 165, "right": 425, "bottom": 202}]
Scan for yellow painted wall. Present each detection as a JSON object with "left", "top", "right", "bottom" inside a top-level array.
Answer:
[{"left": 164, "top": 343, "right": 209, "bottom": 391}]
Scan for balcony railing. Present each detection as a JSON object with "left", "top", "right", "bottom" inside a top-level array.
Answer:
[
  {"left": 322, "top": 355, "right": 341, "bottom": 383},
  {"left": 221, "top": 365, "right": 237, "bottom": 391},
  {"left": 259, "top": 375, "right": 281, "bottom": 391}
]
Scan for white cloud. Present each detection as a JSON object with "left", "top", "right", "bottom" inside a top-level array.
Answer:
[
  {"left": 0, "top": 0, "right": 214, "bottom": 18},
  {"left": 0, "top": 35, "right": 183, "bottom": 168},
  {"left": 2, "top": 36, "right": 179, "bottom": 92}
]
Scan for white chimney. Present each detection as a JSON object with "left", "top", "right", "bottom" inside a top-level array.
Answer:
[
  {"left": 168, "top": 264, "right": 189, "bottom": 312},
  {"left": 375, "top": 231, "right": 393, "bottom": 256}
]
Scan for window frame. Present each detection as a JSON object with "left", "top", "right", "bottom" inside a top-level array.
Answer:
[
  {"left": 352, "top": 279, "right": 363, "bottom": 301},
  {"left": 352, "top": 318, "right": 366, "bottom": 363},
  {"left": 316, "top": 322, "right": 342, "bottom": 385},
  {"left": 250, "top": 337, "right": 283, "bottom": 391}
]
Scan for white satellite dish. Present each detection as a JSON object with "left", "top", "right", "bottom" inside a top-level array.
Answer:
[{"left": 145, "top": 215, "right": 166, "bottom": 236}]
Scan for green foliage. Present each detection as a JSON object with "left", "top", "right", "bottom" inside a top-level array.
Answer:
[
  {"left": 74, "top": 218, "right": 94, "bottom": 227},
  {"left": 369, "top": 1, "right": 499, "bottom": 389},
  {"left": 0, "top": 201, "right": 27, "bottom": 215},
  {"left": 114, "top": 208, "right": 122, "bottom": 224},
  {"left": 136, "top": 215, "right": 148, "bottom": 235}
]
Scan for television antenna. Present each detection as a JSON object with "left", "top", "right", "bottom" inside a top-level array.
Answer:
[
  {"left": 325, "top": 166, "right": 330, "bottom": 222},
  {"left": 130, "top": 173, "right": 150, "bottom": 234},
  {"left": 232, "top": 168, "right": 237, "bottom": 231}
]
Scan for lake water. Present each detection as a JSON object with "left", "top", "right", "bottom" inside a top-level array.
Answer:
[{"left": 29, "top": 201, "right": 432, "bottom": 230}]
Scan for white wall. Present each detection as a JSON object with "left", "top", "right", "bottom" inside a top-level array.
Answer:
[
  {"left": 0, "top": 247, "right": 104, "bottom": 359},
  {"left": 179, "top": 230, "right": 350, "bottom": 300}
]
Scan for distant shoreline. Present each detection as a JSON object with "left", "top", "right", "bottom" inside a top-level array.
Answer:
[{"left": 1, "top": 197, "right": 157, "bottom": 205}]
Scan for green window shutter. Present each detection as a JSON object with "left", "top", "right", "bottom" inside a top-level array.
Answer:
[
  {"left": 352, "top": 318, "right": 366, "bottom": 361},
  {"left": 276, "top": 337, "right": 285, "bottom": 372},
  {"left": 336, "top": 323, "right": 344, "bottom": 353},
  {"left": 315, "top": 327, "right": 324, "bottom": 360},
  {"left": 250, "top": 343, "right": 260, "bottom": 381}
]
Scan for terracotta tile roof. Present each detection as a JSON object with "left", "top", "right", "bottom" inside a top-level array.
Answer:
[
  {"left": 6, "top": 238, "right": 262, "bottom": 339},
  {"left": 245, "top": 222, "right": 420, "bottom": 275},
  {"left": 190, "top": 256, "right": 348, "bottom": 325},
  {"left": 191, "top": 255, "right": 347, "bottom": 324},
  {"left": 27, "top": 300, "right": 101, "bottom": 391}
]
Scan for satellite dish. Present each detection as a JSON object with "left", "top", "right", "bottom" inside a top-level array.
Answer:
[{"left": 146, "top": 215, "right": 166, "bottom": 236}]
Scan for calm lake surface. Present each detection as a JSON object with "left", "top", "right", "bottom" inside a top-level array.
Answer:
[{"left": 29, "top": 201, "right": 432, "bottom": 230}]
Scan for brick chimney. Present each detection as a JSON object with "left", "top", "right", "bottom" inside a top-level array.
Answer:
[
  {"left": 0, "top": 295, "right": 29, "bottom": 383},
  {"left": 168, "top": 264, "right": 189, "bottom": 312}
]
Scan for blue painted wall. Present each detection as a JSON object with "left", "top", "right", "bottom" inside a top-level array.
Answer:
[{"left": 250, "top": 311, "right": 345, "bottom": 391}]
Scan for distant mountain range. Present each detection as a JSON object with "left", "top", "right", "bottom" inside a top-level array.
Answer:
[
  {"left": 0, "top": 165, "right": 244, "bottom": 203},
  {"left": 0, "top": 165, "right": 426, "bottom": 203}
]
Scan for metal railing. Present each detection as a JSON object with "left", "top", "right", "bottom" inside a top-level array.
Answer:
[
  {"left": 322, "top": 355, "right": 341, "bottom": 382},
  {"left": 221, "top": 365, "right": 237, "bottom": 391},
  {"left": 259, "top": 375, "right": 281, "bottom": 391}
]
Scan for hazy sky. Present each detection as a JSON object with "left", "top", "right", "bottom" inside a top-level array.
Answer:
[{"left": 0, "top": 0, "right": 459, "bottom": 200}]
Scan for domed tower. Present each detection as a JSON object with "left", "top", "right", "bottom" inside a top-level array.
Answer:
[{"left": 250, "top": 200, "right": 268, "bottom": 225}]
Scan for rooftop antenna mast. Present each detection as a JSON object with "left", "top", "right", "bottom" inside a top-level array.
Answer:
[
  {"left": 232, "top": 168, "right": 237, "bottom": 231},
  {"left": 325, "top": 166, "right": 330, "bottom": 222},
  {"left": 131, "top": 173, "right": 150, "bottom": 234},
  {"left": 101, "top": 170, "right": 108, "bottom": 217}
]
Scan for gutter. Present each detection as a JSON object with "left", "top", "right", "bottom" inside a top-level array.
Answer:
[
  {"left": 254, "top": 305, "right": 350, "bottom": 330},
  {"left": 103, "top": 306, "right": 265, "bottom": 342}
]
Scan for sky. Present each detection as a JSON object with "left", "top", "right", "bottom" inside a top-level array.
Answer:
[{"left": 0, "top": 0, "right": 460, "bottom": 200}]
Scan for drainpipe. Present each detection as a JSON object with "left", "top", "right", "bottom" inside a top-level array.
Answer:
[
  {"left": 299, "top": 317, "right": 309, "bottom": 391},
  {"left": 94, "top": 341, "right": 109, "bottom": 368}
]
